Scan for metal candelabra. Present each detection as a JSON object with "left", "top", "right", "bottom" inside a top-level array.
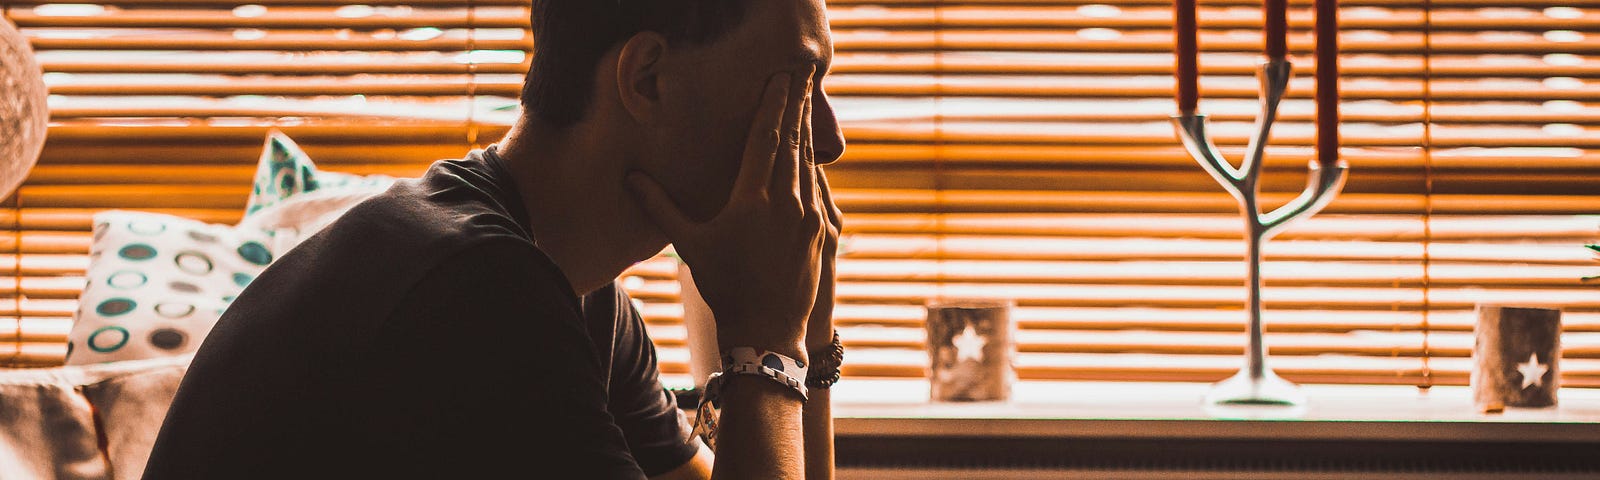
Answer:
[{"left": 1171, "top": 58, "right": 1349, "bottom": 406}]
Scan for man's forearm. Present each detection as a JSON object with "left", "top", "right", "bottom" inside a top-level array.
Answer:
[
  {"left": 803, "top": 387, "right": 833, "bottom": 480},
  {"left": 711, "top": 376, "right": 806, "bottom": 480}
]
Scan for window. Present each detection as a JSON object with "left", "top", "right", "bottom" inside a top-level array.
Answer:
[{"left": 4, "top": 1, "right": 1597, "bottom": 390}]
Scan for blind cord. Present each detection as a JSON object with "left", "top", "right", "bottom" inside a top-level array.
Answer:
[
  {"left": 8, "top": 193, "right": 18, "bottom": 367},
  {"left": 465, "top": 0, "right": 480, "bottom": 149},
  {"left": 933, "top": 0, "right": 946, "bottom": 304},
  {"left": 1419, "top": 0, "right": 1435, "bottom": 392},
  {"left": 5, "top": 4, "right": 22, "bottom": 367}
]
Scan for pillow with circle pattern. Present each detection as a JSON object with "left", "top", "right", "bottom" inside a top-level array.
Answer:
[
  {"left": 64, "top": 210, "right": 277, "bottom": 365},
  {"left": 64, "top": 130, "right": 395, "bottom": 365}
]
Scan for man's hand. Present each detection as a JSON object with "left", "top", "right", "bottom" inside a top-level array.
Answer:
[
  {"left": 630, "top": 66, "right": 823, "bottom": 480},
  {"left": 627, "top": 67, "right": 824, "bottom": 360},
  {"left": 807, "top": 170, "right": 841, "bottom": 353}
]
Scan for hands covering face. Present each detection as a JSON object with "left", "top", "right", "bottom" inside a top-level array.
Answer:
[{"left": 628, "top": 66, "right": 841, "bottom": 359}]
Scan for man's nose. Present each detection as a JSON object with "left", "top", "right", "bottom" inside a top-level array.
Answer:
[{"left": 811, "top": 90, "right": 846, "bottom": 165}]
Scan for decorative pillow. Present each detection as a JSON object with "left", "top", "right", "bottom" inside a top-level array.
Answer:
[
  {"left": 236, "top": 130, "right": 395, "bottom": 251},
  {"left": 66, "top": 131, "right": 396, "bottom": 365},
  {"left": 244, "top": 130, "right": 394, "bottom": 215},
  {"left": 64, "top": 211, "right": 277, "bottom": 365}
]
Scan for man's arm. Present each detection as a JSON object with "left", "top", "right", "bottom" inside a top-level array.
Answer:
[
  {"left": 803, "top": 388, "right": 834, "bottom": 480},
  {"left": 803, "top": 167, "right": 843, "bottom": 480},
  {"left": 650, "top": 439, "right": 713, "bottom": 480},
  {"left": 627, "top": 68, "right": 822, "bottom": 480},
  {"left": 654, "top": 168, "right": 842, "bottom": 480},
  {"left": 605, "top": 287, "right": 707, "bottom": 476}
]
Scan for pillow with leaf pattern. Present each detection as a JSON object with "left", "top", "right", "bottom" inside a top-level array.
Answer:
[{"left": 238, "top": 130, "right": 395, "bottom": 252}]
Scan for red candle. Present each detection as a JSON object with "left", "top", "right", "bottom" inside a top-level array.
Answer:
[
  {"left": 1264, "top": 0, "right": 1288, "bottom": 60},
  {"left": 1314, "top": 0, "right": 1339, "bottom": 168},
  {"left": 1174, "top": 0, "right": 1199, "bottom": 114}
]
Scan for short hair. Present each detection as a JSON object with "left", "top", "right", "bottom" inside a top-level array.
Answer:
[{"left": 523, "top": 0, "right": 750, "bottom": 127}]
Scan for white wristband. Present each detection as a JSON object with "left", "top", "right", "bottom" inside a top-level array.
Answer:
[
  {"left": 691, "top": 347, "right": 810, "bottom": 451},
  {"left": 718, "top": 347, "right": 809, "bottom": 400}
]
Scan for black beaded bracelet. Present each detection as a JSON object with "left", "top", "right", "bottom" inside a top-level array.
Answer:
[{"left": 806, "top": 329, "right": 844, "bottom": 389}]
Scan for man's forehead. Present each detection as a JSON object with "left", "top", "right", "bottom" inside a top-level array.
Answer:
[{"left": 739, "top": 0, "right": 833, "bottom": 65}]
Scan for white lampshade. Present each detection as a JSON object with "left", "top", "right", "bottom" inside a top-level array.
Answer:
[{"left": 0, "top": 18, "right": 47, "bottom": 200}]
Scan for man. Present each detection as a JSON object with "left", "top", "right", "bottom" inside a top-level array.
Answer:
[{"left": 143, "top": 0, "right": 844, "bottom": 478}]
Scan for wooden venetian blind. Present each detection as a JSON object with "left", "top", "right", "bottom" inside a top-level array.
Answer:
[
  {"left": 4, "top": 1, "right": 1599, "bottom": 389},
  {"left": 2, "top": 0, "right": 527, "bottom": 365}
]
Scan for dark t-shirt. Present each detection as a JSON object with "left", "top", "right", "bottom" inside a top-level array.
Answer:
[{"left": 143, "top": 148, "right": 696, "bottom": 479}]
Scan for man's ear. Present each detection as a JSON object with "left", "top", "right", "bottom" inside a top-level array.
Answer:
[{"left": 615, "top": 31, "right": 668, "bottom": 125}]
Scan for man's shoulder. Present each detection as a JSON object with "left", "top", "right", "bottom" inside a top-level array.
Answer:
[
  {"left": 333, "top": 157, "right": 533, "bottom": 252},
  {"left": 223, "top": 154, "right": 545, "bottom": 327}
]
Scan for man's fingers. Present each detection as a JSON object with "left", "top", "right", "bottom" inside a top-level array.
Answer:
[
  {"left": 770, "top": 66, "right": 814, "bottom": 213},
  {"left": 798, "top": 89, "right": 819, "bottom": 227},
  {"left": 625, "top": 171, "right": 696, "bottom": 241},
  {"left": 732, "top": 72, "right": 791, "bottom": 199},
  {"left": 818, "top": 168, "right": 843, "bottom": 232}
]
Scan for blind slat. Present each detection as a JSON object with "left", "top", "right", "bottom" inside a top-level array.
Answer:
[
  {"left": 828, "top": 6, "right": 1599, "bottom": 32},
  {"left": 26, "top": 35, "right": 531, "bottom": 52},
  {"left": 15, "top": 7, "right": 1594, "bottom": 32},
  {"left": 39, "top": 60, "right": 530, "bottom": 75},
  {"left": 9, "top": 9, "right": 529, "bottom": 29},
  {"left": 38, "top": 54, "right": 1596, "bottom": 78}
]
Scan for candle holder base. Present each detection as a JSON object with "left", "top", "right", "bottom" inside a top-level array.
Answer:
[{"left": 1205, "top": 369, "right": 1306, "bottom": 407}]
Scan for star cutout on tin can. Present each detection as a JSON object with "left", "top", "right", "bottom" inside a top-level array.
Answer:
[
  {"left": 951, "top": 324, "right": 987, "bottom": 363},
  {"left": 1516, "top": 353, "right": 1549, "bottom": 390}
]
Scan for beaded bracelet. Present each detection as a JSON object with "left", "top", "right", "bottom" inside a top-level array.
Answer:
[{"left": 806, "top": 329, "right": 844, "bottom": 389}]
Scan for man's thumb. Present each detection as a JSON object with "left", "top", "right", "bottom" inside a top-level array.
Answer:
[{"left": 625, "top": 171, "right": 693, "bottom": 238}]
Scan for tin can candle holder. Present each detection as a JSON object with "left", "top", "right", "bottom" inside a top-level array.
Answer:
[
  {"left": 1473, "top": 305, "right": 1561, "bottom": 411},
  {"left": 926, "top": 299, "right": 1015, "bottom": 402}
]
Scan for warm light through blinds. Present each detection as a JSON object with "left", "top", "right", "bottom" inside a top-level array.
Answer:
[{"left": 3, "top": 1, "right": 1597, "bottom": 389}]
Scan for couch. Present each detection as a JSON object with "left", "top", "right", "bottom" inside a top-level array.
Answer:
[{"left": 0, "top": 355, "right": 190, "bottom": 480}]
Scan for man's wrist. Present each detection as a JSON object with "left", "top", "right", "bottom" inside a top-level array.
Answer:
[
  {"left": 720, "top": 373, "right": 808, "bottom": 404},
  {"left": 718, "top": 334, "right": 806, "bottom": 361}
]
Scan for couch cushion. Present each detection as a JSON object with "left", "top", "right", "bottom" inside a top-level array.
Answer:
[
  {"left": 0, "top": 356, "right": 191, "bottom": 480},
  {"left": 80, "top": 358, "right": 189, "bottom": 480},
  {"left": 0, "top": 368, "right": 108, "bottom": 480}
]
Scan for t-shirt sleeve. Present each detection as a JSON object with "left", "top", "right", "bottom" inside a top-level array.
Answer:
[
  {"left": 607, "top": 287, "right": 701, "bottom": 476},
  {"left": 370, "top": 238, "right": 647, "bottom": 479}
]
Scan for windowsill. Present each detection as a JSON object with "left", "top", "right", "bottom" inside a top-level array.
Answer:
[{"left": 822, "top": 378, "right": 1600, "bottom": 443}]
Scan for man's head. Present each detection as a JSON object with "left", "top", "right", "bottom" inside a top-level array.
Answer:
[
  {"left": 523, "top": 0, "right": 845, "bottom": 221},
  {"left": 523, "top": 0, "right": 748, "bottom": 127}
]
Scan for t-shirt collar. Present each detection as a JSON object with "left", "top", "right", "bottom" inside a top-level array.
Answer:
[{"left": 479, "top": 144, "right": 537, "bottom": 241}]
